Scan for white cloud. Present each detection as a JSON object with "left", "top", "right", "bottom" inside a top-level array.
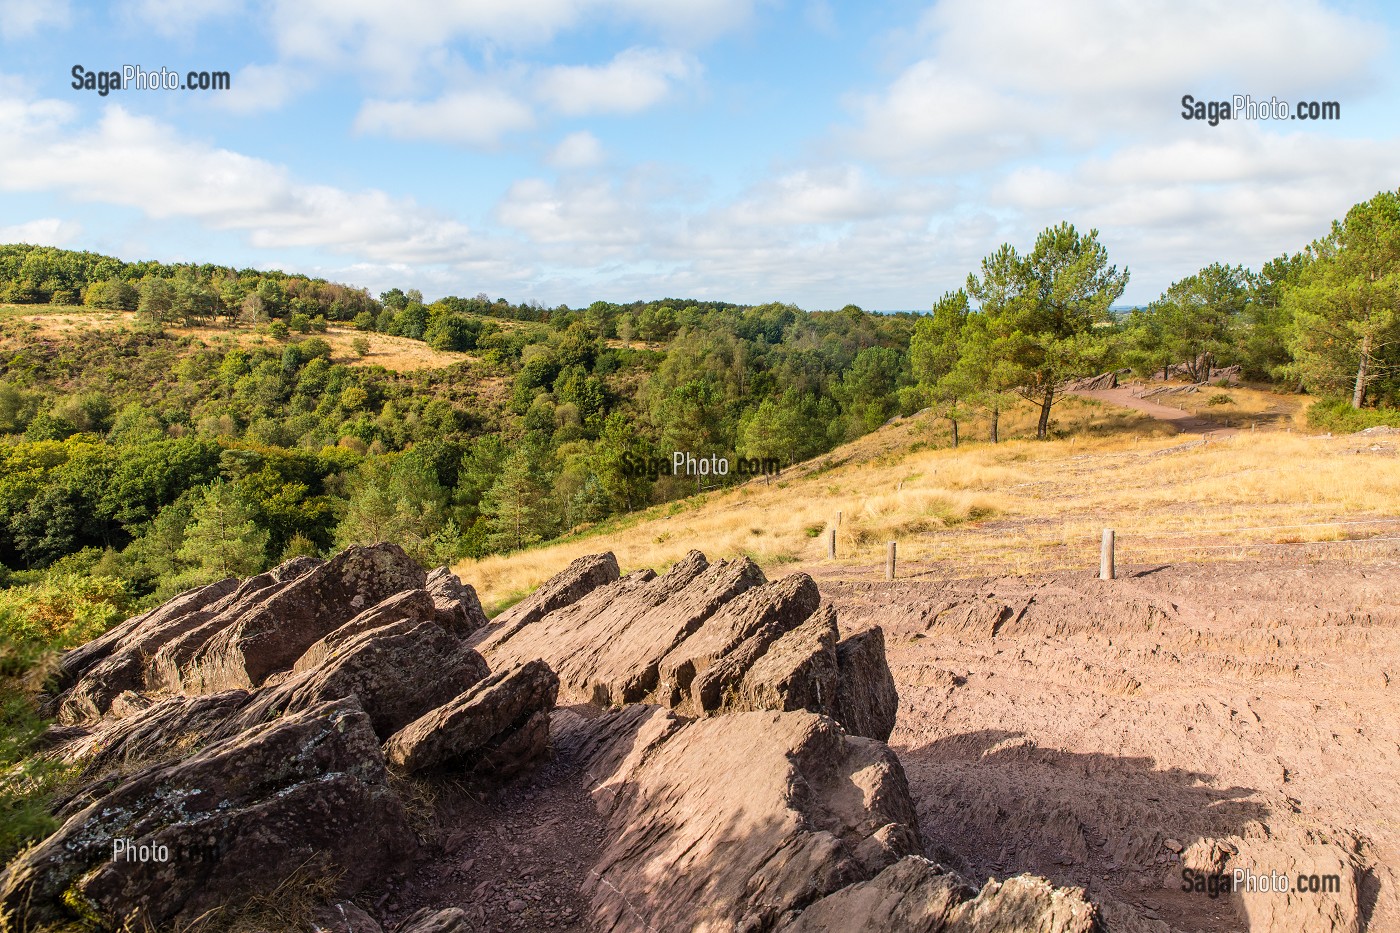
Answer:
[
  {"left": 548, "top": 131, "right": 606, "bottom": 169},
  {"left": 847, "top": 0, "right": 1383, "bottom": 173},
  {"left": 121, "top": 0, "right": 244, "bottom": 37},
  {"left": 0, "top": 84, "right": 502, "bottom": 267},
  {"left": 727, "top": 165, "right": 943, "bottom": 226},
  {"left": 536, "top": 47, "right": 699, "bottom": 116},
  {"left": 266, "top": 0, "right": 753, "bottom": 72},
  {"left": 0, "top": 217, "right": 82, "bottom": 245},
  {"left": 354, "top": 89, "right": 536, "bottom": 148},
  {"left": 213, "top": 63, "right": 316, "bottom": 115},
  {"left": 0, "top": 0, "right": 70, "bottom": 39}
]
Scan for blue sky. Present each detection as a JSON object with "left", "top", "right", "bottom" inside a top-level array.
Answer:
[{"left": 1, "top": 0, "right": 1398, "bottom": 309}]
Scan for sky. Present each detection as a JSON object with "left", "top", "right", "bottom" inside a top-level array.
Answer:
[{"left": 1, "top": 0, "right": 1398, "bottom": 310}]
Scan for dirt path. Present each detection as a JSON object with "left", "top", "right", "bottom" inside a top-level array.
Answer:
[
  {"left": 1071, "top": 386, "right": 1239, "bottom": 435},
  {"left": 818, "top": 558, "right": 1400, "bottom": 933}
]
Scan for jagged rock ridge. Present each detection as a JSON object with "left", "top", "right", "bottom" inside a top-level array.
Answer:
[{"left": 4, "top": 546, "right": 1099, "bottom": 933}]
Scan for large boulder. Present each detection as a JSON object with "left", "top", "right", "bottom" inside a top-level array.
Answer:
[
  {"left": 180, "top": 543, "right": 427, "bottom": 693},
  {"left": 584, "top": 710, "right": 922, "bottom": 933},
  {"left": 56, "top": 689, "right": 252, "bottom": 777},
  {"left": 426, "top": 566, "right": 489, "bottom": 638},
  {"left": 481, "top": 552, "right": 766, "bottom": 705},
  {"left": 482, "top": 551, "right": 621, "bottom": 637},
  {"left": 0, "top": 698, "right": 413, "bottom": 932},
  {"left": 655, "top": 572, "right": 820, "bottom": 711},
  {"left": 778, "top": 857, "right": 1102, "bottom": 933},
  {"left": 54, "top": 577, "right": 242, "bottom": 722},
  {"left": 834, "top": 627, "right": 899, "bottom": 742},
  {"left": 731, "top": 605, "right": 840, "bottom": 716},
  {"left": 221, "top": 619, "right": 489, "bottom": 741},
  {"left": 292, "top": 588, "right": 438, "bottom": 674},
  {"left": 384, "top": 659, "right": 560, "bottom": 775}
]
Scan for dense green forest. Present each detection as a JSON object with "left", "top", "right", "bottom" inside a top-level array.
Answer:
[{"left": 1, "top": 189, "right": 1398, "bottom": 609}]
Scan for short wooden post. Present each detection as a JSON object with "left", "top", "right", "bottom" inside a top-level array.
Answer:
[
  {"left": 885, "top": 541, "right": 896, "bottom": 581},
  {"left": 1099, "top": 529, "right": 1115, "bottom": 580},
  {"left": 836, "top": 511, "right": 842, "bottom": 526},
  {"left": 827, "top": 527, "right": 836, "bottom": 560}
]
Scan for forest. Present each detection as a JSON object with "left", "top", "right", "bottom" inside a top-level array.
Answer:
[{"left": 0, "top": 188, "right": 1397, "bottom": 613}]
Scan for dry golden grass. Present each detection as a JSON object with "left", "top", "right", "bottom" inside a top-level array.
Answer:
[
  {"left": 1127, "top": 380, "right": 1311, "bottom": 430},
  {"left": 457, "top": 396, "right": 1400, "bottom": 608},
  {"left": 0, "top": 305, "right": 472, "bottom": 373}
]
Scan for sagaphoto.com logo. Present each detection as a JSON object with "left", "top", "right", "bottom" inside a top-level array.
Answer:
[
  {"left": 1181, "top": 93, "right": 1340, "bottom": 126},
  {"left": 72, "top": 65, "right": 231, "bottom": 96}
]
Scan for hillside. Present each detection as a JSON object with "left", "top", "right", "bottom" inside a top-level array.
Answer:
[
  {"left": 454, "top": 393, "right": 1400, "bottom": 932},
  {"left": 456, "top": 392, "right": 1398, "bottom": 610}
]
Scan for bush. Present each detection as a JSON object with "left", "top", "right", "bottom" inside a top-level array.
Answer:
[
  {"left": 1206, "top": 393, "right": 1234, "bottom": 406},
  {"left": 1307, "top": 397, "right": 1400, "bottom": 433},
  {"left": 0, "top": 573, "right": 131, "bottom": 863}
]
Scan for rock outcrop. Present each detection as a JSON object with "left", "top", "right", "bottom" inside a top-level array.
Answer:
[
  {"left": 221, "top": 618, "right": 489, "bottom": 741},
  {"left": 385, "top": 659, "right": 560, "bottom": 775},
  {"left": 1, "top": 698, "right": 412, "bottom": 931},
  {"left": 581, "top": 710, "right": 922, "bottom": 932},
  {"left": 779, "top": 857, "right": 1103, "bottom": 932},
  {"left": 12, "top": 546, "right": 1098, "bottom": 933}
]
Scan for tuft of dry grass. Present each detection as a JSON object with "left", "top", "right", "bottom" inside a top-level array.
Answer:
[{"left": 456, "top": 398, "right": 1400, "bottom": 605}]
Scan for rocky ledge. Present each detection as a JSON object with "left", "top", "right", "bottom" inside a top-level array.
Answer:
[{"left": 3, "top": 545, "right": 1101, "bottom": 932}]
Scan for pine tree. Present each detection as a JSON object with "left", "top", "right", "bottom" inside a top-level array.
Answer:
[
  {"left": 175, "top": 482, "right": 268, "bottom": 585},
  {"left": 481, "top": 449, "right": 546, "bottom": 553}
]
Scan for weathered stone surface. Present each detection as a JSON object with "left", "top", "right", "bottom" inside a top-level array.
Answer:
[
  {"left": 393, "top": 907, "right": 474, "bottom": 933},
  {"left": 54, "top": 577, "right": 240, "bottom": 722},
  {"left": 292, "top": 588, "right": 438, "bottom": 674},
  {"left": 584, "top": 710, "right": 922, "bottom": 933},
  {"left": 779, "top": 858, "right": 1102, "bottom": 933},
  {"left": 426, "top": 566, "right": 489, "bottom": 638},
  {"left": 56, "top": 579, "right": 235, "bottom": 685},
  {"left": 384, "top": 659, "right": 559, "bottom": 775},
  {"left": 834, "top": 626, "right": 899, "bottom": 742},
  {"left": 732, "top": 605, "right": 840, "bottom": 716},
  {"left": 482, "top": 552, "right": 765, "bottom": 705},
  {"left": 57, "top": 689, "right": 252, "bottom": 775},
  {"left": 225, "top": 619, "right": 489, "bottom": 741},
  {"left": 180, "top": 543, "right": 427, "bottom": 693},
  {"left": 0, "top": 698, "right": 413, "bottom": 932},
  {"left": 314, "top": 900, "right": 385, "bottom": 933},
  {"left": 656, "top": 572, "right": 820, "bottom": 710},
  {"left": 485, "top": 551, "right": 620, "bottom": 634},
  {"left": 552, "top": 703, "right": 683, "bottom": 814}
]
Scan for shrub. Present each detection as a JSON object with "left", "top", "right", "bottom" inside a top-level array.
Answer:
[
  {"left": 1307, "top": 397, "right": 1400, "bottom": 433},
  {"left": 1206, "top": 393, "right": 1234, "bottom": 406}
]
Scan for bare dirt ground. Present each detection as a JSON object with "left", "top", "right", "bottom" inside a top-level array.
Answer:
[
  {"left": 810, "top": 557, "right": 1400, "bottom": 932},
  {"left": 1073, "top": 387, "right": 1239, "bottom": 435},
  {"left": 370, "top": 706, "right": 607, "bottom": 933}
]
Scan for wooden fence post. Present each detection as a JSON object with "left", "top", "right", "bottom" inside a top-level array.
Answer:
[
  {"left": 828, "top": 527, "right": 836, "bottom": 560},
  {"left": 886, "top": 541, "right": 896, "bottom": 581},
  {"left": 1100, "top": 529, "right": 1115, "bottom": 580}
]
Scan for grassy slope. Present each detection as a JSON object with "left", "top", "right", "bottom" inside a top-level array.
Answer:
[
  {"left": 457, "top": 394, "right": 1400, "bottom": 613},
  {"left": 0, "top": 303, "right": 475, "bottom": 373}
]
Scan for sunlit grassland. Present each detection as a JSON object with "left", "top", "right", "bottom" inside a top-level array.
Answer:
[{"left": 458, "top": 395, "right": 1400, "bottom": 612}]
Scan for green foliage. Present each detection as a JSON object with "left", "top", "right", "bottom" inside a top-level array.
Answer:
[
  {"left": 1306, "top": 397, "right": 1400, "bottom": 432},
  {"left": 0, "top": 572, "right": 132, "bottom": 863},
  {"left": 1287, "top": 189, "right": 1400, "bottom": 408},
  {"left": 335, "top": 452, "right": 448, "bottom": 565},
  {"left": 173, "top": 482, "right": 271, "bottom": 587},
  {"left": 968, "top": 223, "right": 1128, "bottom": 438}
]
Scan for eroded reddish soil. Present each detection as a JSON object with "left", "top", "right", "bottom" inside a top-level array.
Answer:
[{"left": 814, "top": 558, "right": 1400, "bottom": 933}]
